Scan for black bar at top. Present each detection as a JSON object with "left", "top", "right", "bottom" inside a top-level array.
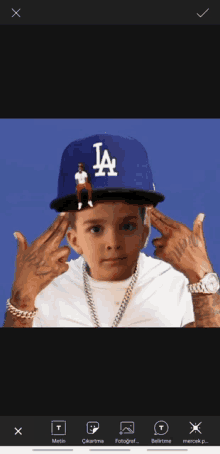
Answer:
[{"left": 0, "top": 0, "right": 220, "bottom": 25}]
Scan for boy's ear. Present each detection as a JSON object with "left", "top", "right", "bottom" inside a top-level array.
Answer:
[
  {"left": 141, "top": 224, "right": 149, "bottom": 248},
  {"left": 66, "top": 230, "right": 83, "bottom": 255},
  {"left": 146, "top": 204, "right": 154, "bottom": 211}
]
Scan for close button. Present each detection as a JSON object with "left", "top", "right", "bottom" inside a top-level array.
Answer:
[{"left": 11, "top": 8, "right": 21, "bottom": 18}]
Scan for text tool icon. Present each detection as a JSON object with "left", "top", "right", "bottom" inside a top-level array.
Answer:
[
  {"left": 154, "top": 420, "right": 169, "bottom": 435},
  {"left": 86, "top": 421, "right": 99, "bottom": 434},
  {"left": 189, "top": 422, "right": 202, "bottom": 434},
  {"left": 51, "top": 420, "right": 66, "bottom": 436},
  {"left": 119, "top": 421, "right": 135, "bottom": 435}
]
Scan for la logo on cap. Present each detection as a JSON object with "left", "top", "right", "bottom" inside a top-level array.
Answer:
[{"left": 92, "top": 142, "right": 118, "bottom": 177}]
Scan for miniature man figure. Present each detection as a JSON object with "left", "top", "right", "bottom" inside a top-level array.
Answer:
[{"left": 75, "top": 163, "right": 93, "bottom": 210}]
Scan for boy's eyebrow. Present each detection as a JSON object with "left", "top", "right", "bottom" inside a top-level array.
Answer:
[{"left": 83, "top": 215, "right": 139, "bottom": 225}]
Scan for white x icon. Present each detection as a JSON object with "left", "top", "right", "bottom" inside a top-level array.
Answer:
[
  {"left": 14, "top": 427, "right": 22, "bottom": 435},
  {"left": 11, "top": 8, "right": 21, "bottom": 18},
  {"left": 189, "top": 422, "right": 202, "bottom": 434}
]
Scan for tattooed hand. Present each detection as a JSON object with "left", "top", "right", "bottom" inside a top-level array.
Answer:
[
  {"left": 11, "top": 213, "right": 71, "bottom": 306},
  {"left": 149, "top": 207, "right": 213, "bottom": 281}
]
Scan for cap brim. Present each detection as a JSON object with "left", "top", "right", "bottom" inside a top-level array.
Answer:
[{"left": 50, "top": 189, "right": 165, "bottom": 212}]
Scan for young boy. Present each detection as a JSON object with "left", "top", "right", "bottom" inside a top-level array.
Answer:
[{"left": 31, "top": 134, "right": 195, "bottom": 327}]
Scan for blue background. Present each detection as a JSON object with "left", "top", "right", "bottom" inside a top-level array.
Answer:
[{"left": 1, "top": 119, "right": 219, "bottom": 326}]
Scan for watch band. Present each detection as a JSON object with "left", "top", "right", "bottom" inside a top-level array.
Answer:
[{"left": 187, "top": 281, "right": 211, "bottom": 294}]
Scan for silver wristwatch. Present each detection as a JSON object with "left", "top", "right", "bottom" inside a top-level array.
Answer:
[{"left": 187, "top": 272, "right": 220, "bottom": 294}]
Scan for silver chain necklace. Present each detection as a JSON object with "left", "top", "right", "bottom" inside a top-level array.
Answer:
[{"left": 82, "top": 258, "right": 140, "bottom": 327}]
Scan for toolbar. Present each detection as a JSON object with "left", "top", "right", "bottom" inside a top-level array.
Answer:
[{"left": 0, "top": 416, "right": 220, "bottom": 446}]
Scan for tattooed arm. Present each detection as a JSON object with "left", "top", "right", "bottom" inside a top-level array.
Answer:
[{"left": 191, "top": 292, "right": 220, "bottom": 327}]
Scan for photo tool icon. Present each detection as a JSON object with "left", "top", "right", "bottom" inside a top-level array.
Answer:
[
  {"left": 119, "top": 421, "right": 135, "bottom": 435},
  {"left": 86, "top": 421, "right": 100, "bottom": 434},
  {"left": 51, "top": 420, "right": 66, "bottom": 436}
]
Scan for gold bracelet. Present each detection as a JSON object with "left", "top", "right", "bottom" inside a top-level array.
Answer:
[{"left": 6, "top": 299, "right": 38, "bottom": 319}]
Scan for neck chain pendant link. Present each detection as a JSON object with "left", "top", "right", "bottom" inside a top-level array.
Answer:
[{"left": 82, "top": 258, "right": 139, "bottom": 328}]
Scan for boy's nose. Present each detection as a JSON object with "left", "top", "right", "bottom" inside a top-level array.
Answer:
[{"left": 105, "top": 231, "right": 123, "bottom": 248}]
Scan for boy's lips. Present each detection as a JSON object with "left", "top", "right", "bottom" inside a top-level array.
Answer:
[{"left": 103, "top": 257, "right": 126, "bottom": 261}]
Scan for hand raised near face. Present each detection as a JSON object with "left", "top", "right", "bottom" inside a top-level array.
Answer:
[{"left": 11, "top": 212, "right": 71, "bottom": 305}]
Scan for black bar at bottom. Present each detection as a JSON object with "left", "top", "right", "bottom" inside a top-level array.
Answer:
[{"left": 0, "top": 416, "right": 219, "bottom": 445}]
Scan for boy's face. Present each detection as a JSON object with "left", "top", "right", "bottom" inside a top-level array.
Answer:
[{"left": 67, "top": 201, "right": 153, "bottom": 281}]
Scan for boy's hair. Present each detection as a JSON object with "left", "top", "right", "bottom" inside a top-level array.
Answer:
[{"left": 68, "top": 206, "right": 147, "bottom": 231}]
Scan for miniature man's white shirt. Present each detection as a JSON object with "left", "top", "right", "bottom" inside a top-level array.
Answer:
[
  {"left": 75, "top": 171, "right": 88, "bottom": 184},
  {"left": 32, "top": 252, "right": 195, "bottom": 327}
]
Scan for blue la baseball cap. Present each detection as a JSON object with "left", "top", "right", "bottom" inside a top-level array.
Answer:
[{"left": 50, "top": 134, "right": 165, "bottom": 212}]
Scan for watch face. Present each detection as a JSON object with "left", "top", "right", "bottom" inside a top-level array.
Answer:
[{"left": 207, "top": 275, "right": 219, "bottom": 292}]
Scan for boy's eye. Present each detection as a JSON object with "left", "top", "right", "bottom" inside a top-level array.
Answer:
[
  {"left": 89, "top": 223, "right": 137, "bottom": 233},
  {"left": 90, "top": 226, "right": 101, "bottom": 233}
]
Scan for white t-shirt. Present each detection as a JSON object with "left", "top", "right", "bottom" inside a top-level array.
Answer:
[
  {"left": 75, "top": 171, "right": 88, "bottom": 184},
  {"left": 32, "top": 252, "right": 195, "bottom": 327}
]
